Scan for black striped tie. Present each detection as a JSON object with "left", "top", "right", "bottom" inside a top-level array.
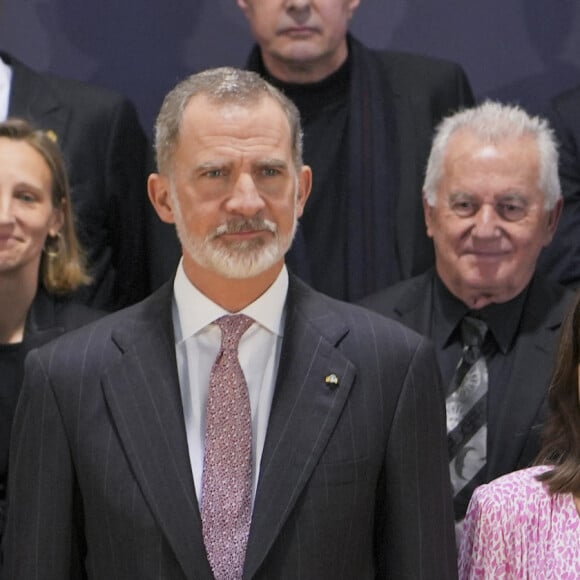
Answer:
[{"left": 447, "top": 315, "right": 488, "bottom": 521}]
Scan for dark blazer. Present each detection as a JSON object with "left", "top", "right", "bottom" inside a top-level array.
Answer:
[
  {"left": 360, "top": 270, "right": 575, "bottom": 482},
  {"left": 0, "top": 288, "right": 103, "bottom": 542},
  {"left": 6, "top": 53, "right": 150, "bottom": 310},
  {"left": 2, "top": 276, "right": 457, "bottom": 580},
  {"left": 537, "top": 84, "right": 580, "bottom": 288},
  {"left": 24, "top": 287, "right": 104, "bottom": 350}
]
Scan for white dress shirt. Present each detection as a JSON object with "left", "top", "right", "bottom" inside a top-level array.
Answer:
[
  {"left": 172, "top": 260, "right": 288, "bottom": 507},
  {"left": 0, "top": 58, "right": 12, "bottom": 122}
]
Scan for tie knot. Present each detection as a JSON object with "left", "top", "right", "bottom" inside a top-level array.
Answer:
[
  {"left": 461, "top": 315, "right": 488, "bottom": 349},
  {"left": 215, "top": 314, "right": 254, "bottom": 350}
]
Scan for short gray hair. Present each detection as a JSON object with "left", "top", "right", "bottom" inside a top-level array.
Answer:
[
  {"left": 154, "top": 67, "right": 304, "bottom": 173},
  {"left": 423, "top": 100, "right": 561, "bottom": 209}
]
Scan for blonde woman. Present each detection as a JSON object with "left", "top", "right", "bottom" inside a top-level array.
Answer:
[{"left": 0, "top": 119, "right": 102, "bottom": 541}]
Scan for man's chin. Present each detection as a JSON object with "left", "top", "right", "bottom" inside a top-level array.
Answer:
[
  {"left": 217, "top": 237, "right": 268, "bottom": 252},
  {"left": 199, "top": 247, "right": 284, "bottom": 280},
  {"left": 462, "top": 279, "right": 527, "bottom": 309}
]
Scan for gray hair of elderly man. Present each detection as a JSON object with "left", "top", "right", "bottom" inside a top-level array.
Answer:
[{"left": 423, "top": 100, "right": 561, "bottom": 210}]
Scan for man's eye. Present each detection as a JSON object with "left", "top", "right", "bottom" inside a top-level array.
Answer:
[
  {"left": 204, "top": 169, "right": 224, "bottom": 178},
  {"left": 497, "top": 203, "right": 527, "bottom": 221},
  {"left": 261, "top": 167, "right": 280, "bottom": 177},
  {"left": 451, "top": 201, "right": 477, "bottom": 216}
]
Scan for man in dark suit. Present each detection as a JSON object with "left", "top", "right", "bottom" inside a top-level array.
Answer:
[
  {"left": 2, "top": 68, "right": 456, "bottom": 579},
  {"left": 537, "top": 83, "right": 580, "bottom": 287},
  {"left": 3, "top": 53, "right": 150, "bottom": 310},
  {"left": 361, "top": 101, "right": 575, "bottom": 526},
  {"left": 235, "top": 0, "right": 474, "bottom": 301}
]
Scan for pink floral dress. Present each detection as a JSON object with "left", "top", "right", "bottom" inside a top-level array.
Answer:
[{"left": 459, "top": 466, "right": 580, "bottom": 579}]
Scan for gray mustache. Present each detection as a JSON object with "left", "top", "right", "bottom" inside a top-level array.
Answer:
[{"left": 212, "top": 218, "right": 277, "bottom": 237}]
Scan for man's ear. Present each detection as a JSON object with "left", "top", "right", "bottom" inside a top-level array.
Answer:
[
  {"left": 236, "top": 0, "right": 250, "bottom": 16},
  {"left": 544, "top": 196, "right": 563, "bottom": 246},
  {"left": 148, "top": 173, "right": 176, "bottom": 224},
  {"left": 347, "top": 0, "right": 362, "bottom": 20},
  {"left": 423, "top": 193, "right": 435, "bottom": 239},
  {"left": 296, "top": 165, "right": 313, "bottom": 218}
]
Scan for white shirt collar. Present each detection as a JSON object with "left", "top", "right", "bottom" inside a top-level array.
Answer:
[
  {"left": 0, "top": 57, "right": 13, "bottom": 122},
  {"left": 172, "top": 259, "right": 288, "bottom": 343}
]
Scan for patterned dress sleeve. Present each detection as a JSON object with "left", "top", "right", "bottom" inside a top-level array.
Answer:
[{"left": 458, "top": 479, "right": 521, "bottom": 579}]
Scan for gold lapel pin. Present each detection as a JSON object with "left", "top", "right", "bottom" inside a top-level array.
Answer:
[{"left": 325, "top": 373, "right": 339, "bottom": 386}]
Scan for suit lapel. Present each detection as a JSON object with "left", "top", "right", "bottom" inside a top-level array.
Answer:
[
  {"left": 487, "top": 279, "right": 573, "bottom": 478},
  {"left": 392, "top": 93, "right": 424, "bottom": 280},
  {"left": 390, "top": 271, "right": 434, "bottom": 335},
  {"left": 386, "top": 82, "right": 436, "bottom": 280},
  {"left": 244, "top": 279, "right": 356, "bottom": 578},
  {"left": 24, "top": 289, "right": 64, "bottom": 350},
  {"left": 100, "top": 285, "right": 213, "bottom": 580}
]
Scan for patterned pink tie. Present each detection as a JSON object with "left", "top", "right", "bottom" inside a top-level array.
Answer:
[{"left": 202, "top": 314, "right": 254, "bottom": 580}]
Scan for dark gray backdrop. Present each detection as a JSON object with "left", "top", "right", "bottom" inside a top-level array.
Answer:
[{"left": 2, "top": 0, "right": 579, "bottom": 136}]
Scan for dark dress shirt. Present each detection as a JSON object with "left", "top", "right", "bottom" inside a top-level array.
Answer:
[{"left": 431, "top": 274, "right": 530, "bottom": 459}]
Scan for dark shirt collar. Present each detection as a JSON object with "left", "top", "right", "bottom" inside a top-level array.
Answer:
[
  {"left": 433, "top": 272, "right": 530, "bottom": 355},
  {"left": 247, "top": 45, "right": 350, "bottom": 122}
]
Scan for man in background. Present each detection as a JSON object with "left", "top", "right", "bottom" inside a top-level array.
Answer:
[
  {"left": 361, "top": 101, "right": 575, "bottom": 530},
  {"left": 238, "top": 0, "right": 474, "bottom": 301}
]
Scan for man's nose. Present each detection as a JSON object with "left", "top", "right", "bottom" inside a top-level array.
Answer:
[
  {"left": 226, "top": 173, "right": 266, "bottom": 216},
  {"left": 472, "top": 204, "right": 500, "bottom": 238},
  {"left": 286, "top": 0, "right": 311, "bottom": 16}
]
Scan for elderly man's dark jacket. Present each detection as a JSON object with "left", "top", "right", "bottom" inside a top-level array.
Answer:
[{"left": 360, "top": 269, "right": 575, "bottom": 482}]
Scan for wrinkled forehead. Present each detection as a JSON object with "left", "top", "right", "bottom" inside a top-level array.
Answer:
[
  {"left": 443, "top": 131, "right": 540, "bottom": 180},
  {"left": 198, "top": 93, "right": 287, "bottom": 128},
  {"left": 431, "top": 133, "right": 547, "bottom": 211},
  {"left": 181, "top": 94, "right": 291, "bottom": 135},
  {"left": 185, "top": 91, "right": 281, "bottom": 116},
  {"left": 170, "top": 95, "right": 294, "bottom": 171},
  {"left": 445, "top": 129, "right": 539, "bottom": 164}
]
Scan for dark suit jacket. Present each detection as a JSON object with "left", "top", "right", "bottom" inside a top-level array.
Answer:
[
  {"left": 6, "top": 53, "right": 150, "bottom": 310},
  {"left": 24, "top": 287, "right": 104, "bottom": 350},
  {"left": 537, "top": 84, "right": 580, "bottom": 287},
  {"left": 0, "top": 288, "right": 103, "bottom": 542},
  {"left": 2, "top": 275, "right": 457, "bottom": 580},
  {"left": 360, "top": 270, "right": 575, "bottom": 482}
]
